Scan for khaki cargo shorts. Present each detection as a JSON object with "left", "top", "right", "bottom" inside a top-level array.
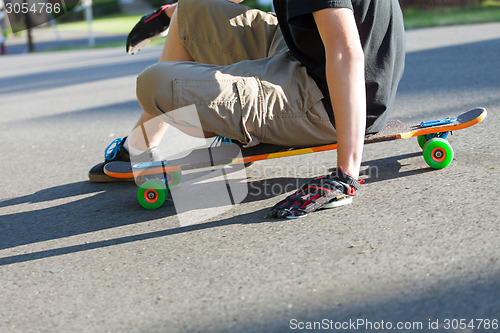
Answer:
[{"left": 136, "top": 0, "right": 337, "bottom": 148}]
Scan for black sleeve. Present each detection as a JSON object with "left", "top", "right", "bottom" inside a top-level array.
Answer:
[{"left": 287, "top": 0, "right": 353, "bottom": 28}]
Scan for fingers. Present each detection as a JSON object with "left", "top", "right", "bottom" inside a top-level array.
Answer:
[
  {"left": 269, "top": 189, "right": 310, "bottom": 219},
  {"left": 126, "top": 22, "right": 151, "bottom": 54}
]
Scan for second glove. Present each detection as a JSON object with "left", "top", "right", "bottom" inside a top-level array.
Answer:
[{"left": 126, "top": 4, "right": 173, "bottom": 54}]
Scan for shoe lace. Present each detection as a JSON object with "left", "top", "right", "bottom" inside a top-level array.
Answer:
[
  {"left": 210, "top": 136, "right": 233, "bottom": 147},
  {"left": 104, "top": 138, "right": 124, "bottom": 161}
]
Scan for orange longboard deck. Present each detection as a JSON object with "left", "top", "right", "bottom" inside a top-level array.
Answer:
[{"left": 104, "top": 107, "right": 487, "bottom": 179}]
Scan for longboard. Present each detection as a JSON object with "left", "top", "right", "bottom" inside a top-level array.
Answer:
[
  {"left": 104, "top": 107, "right": 487, "bottom": 209},
  {"left": 105, "top": 107, "right": 487, "bottom": 178}
]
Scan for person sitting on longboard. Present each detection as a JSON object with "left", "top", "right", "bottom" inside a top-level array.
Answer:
[{"left": 89, "top": 0, "right": 405, "bottom": 218}]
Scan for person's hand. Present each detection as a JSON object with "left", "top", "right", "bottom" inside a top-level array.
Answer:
[
  {"left": 126, "top": 4, "right": 173, "bottom": 54},
  {"left": 269, "top": 168, "right": 362, "bottom": 219}
]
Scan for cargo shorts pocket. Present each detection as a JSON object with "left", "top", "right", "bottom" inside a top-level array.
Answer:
[
  {"left": 260, "top": 53, "right": 326, "bottom": 121},
  {"left": 171, "top": 77, "right": 259, "bottom": 145}
]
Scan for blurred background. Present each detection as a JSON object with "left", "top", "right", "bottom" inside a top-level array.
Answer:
[{"left": 0, "top": 0, "right": 499, "bottom": 54}]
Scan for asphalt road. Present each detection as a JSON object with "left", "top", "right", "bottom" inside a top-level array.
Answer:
[
  {"left": 3, "top": 27, "right": 127, "bottom": 55},
  {"left": 1, "top": 23, "right": 499, "bottom": 332}
]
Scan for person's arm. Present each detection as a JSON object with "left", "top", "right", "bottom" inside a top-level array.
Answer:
[{"left": 313, "top": 8, "right": 366, "bottom": 179}]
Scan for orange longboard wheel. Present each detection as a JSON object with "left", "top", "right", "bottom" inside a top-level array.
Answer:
[
  {"left": 137, "top": 179, "right": 167, "bottom": 209},
  {"left": 423, "top": 138, "right": 454, "bottom": 169}
]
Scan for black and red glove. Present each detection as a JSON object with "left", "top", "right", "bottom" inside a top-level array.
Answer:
[
  {"left": 126, "top": 4, "right": 174, "bottom": 54},
  {"left": 269, "top": 168, "right": 362, "bottom": 219}
]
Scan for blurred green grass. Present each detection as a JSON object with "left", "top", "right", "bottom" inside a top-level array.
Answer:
[
  {"left": 56, "top": 13, "right": 142, "bottom": 34},
  {"left": 403, "top": 0, "right": 500, "bottom": 29},
  {"left": 47, "top": 0, "right": 500, "bottom": 51},
  {"left": 56, "top": 1, "right": 500, "bottom": 34}
]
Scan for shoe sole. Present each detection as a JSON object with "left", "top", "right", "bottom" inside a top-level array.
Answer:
[
  {"left": 285, "top": 196, "right": 353, "bottom": 219},
  {"left": 88, "top": 173, "right": 134, "bottom": 183},
  {"left": 322, "top": 196, "right": 353, "bottom": 209}
]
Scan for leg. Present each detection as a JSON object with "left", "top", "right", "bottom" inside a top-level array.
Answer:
[
  {"left": 128, "top": 7, "right": 199, "bottom": 152},
  {"left": 136, "top": 51, "right": 335, "bottom": 149},
  {"left": 159, "top": 5, "right": 193, "bottom": 63},
  {"left": 134, "top": 0, "right": 331, "bottom": 149},
  {"left": 89, "top": 0, "right": 276, "bottom": 182},
  {"left": 131, "top": 0, "right": 281, "bottom": 150}
]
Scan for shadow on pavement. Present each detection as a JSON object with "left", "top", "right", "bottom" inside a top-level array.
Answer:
[
  {"left": 3, "top": 99, "right": 142, "bottom": 127},
  {"left": 360, "top": 152, "right": 432, "bottom": 184},
  {"left": 0, "top": 55, "right": 158, "bottom": 95},
  {"left": 1, "top": 36, "right": 496, "bottom": 265},
  {"left": 396, "top": 38, "right": 500, "bottom": 120},
  {"left": 5, "top": 35, "right": 127, "bottom": 55},
  {"left": 186, "top": 271, "right": 500, "bottom": 333},
  {"left": 0, "top": 150, "right": 434, "bottom": 265}
]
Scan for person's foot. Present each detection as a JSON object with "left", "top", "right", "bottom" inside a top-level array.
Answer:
[{"left": 88, "top": 137, "right": 160, "bottom": 183}]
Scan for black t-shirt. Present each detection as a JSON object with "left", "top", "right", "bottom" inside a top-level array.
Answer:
[{"left": 273, "top": 0, "right": 405, "bottom": 134}]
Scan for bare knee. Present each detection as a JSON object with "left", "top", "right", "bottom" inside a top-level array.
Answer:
[
  {"left": 136, "top": 63, "right": 216, "bottom": 138},
  {"left": 136, "top": 63, "right": 175, "bottom": 117}
]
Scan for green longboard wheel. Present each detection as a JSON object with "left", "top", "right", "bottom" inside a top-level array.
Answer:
[
  {"left": 137, "top": 179, "right": 167, "bottom": 210},
  {"left": 423, "top": 138, "right": 454, "bottom": 169},
  {"left": 417, "top": 135, "right": 427, "bottom": 150},
  {"left": 165, "top": 171, "right": 182, "bottom": 190}
]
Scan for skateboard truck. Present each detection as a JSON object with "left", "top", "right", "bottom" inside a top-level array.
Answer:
[
  {"left": 418, "top": 117, "right": 457, "bottom": 142},
  {"left": 422, "top": 131, "right": 451, "bottom": 141},
  {"left": 133, "top": 160, "right": 168, "bottom": 169},
  {"left": 419, "top": 117, "right": 457, "bottom": 128}
]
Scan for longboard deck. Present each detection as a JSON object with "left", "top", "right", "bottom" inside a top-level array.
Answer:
[{"left": 104, "top": 107, "right": 487, "bottom": 179}]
